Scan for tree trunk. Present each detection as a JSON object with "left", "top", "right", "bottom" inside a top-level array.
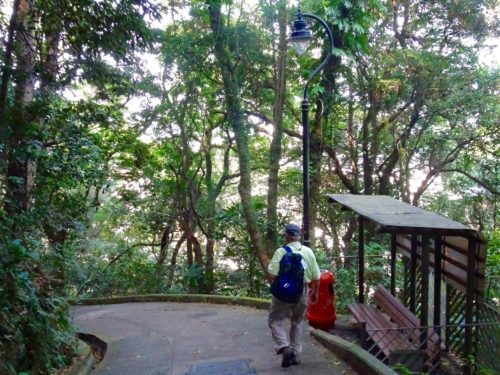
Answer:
[
  {"left": 190, "top": 231, "right": 203, "bottom": 266},
  {"left": 378, "top": 100, "right": 421, "bottom": 195},
  {"left": 203, "top": 124, "right": 232, "bottom": 293},
  {"left": 347, "top": 92, "right": 359, "bottom": 185},
  {"left": 42, "top": 222, "right": 67, "bottom": 290},
  {"left": 265, "top": 0, "right": 287, "bottom": 252},
  {"left": 40, "top": 21, "right": 61, "bottom": 95},
  {"left": 155, "top": 222, "right": 174, "bottom": 278},
  {"left": 0, "top": 0, "right": 21, "bottom": 128},
  {"left": 342, "top": 216, "right": 357, "bottom": 268},
  {"left": 310, "top": 20, "right": 341, "bottom": 247},
  {"left": 186, "top": 234, "right": 193, "bottom": 267},
  {"left": 361, "top": 105, "right": 375, "bottom": 195},
  {"left": 203, "top": 128, "right": 216, "bottom": 292},
  {"left": 167, "top": 233, "right": 187, "bottom": 290},
  {"left": 5, "top": 0, "right": 35, "bottom": 225},
  {"left": 309, "top": 101, "right": 324, "bottom": 248},
  {"left": 208, "top": 3, "right": 270, "bottom": 273}
]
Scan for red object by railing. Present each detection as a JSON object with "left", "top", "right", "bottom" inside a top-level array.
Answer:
[{"left": 307, "top": 270, "right": 336, "bottom": 330}]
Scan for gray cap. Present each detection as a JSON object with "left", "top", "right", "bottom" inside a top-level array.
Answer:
[{"left": 284, "top": 224, "right": 301, "bottom": 236}]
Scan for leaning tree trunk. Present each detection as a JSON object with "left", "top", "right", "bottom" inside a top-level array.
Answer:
[
  {"left": 156, "top": 221, "right": 175, "bottom": 278},
  {"left": 0, "top": 0, "right": 20, "bottom": 166},
  {"left": 203, "top": 130, "right": 218, "bottom": 292},
  {"left": 39, "top": 18, "right": 66, "bottom": 289},
  {"left": 265, "top": 0, "right": 287, "bottom": 253},
  {"left": 42, "top": 222, "right": 67, "bottom": 289},
  {"left": 166, "top": 233, "right": 187, "bottom": 290},
  {"left": 309, "top": 19, "right": 341, "bottom": 248},
  {"left": 1, "top": 0, "right": 35, "bottom": 367},
  {"left": 208, "top": 3, "right": 270, "bottom": 272},
  {"left": 202, "top": 123, "right": 233, "bottom": 292},
  {"left": 4, "top": 0, "right": 35, "bottom": 227}
]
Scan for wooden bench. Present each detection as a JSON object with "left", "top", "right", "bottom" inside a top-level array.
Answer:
[
  {"left": 348, "top": 302, "right": 410, "bottom": 358},
  {"left": 348, "top": 285, "right": 441, "bottom": 362},
  {"left": 373, "top": 285, "right": 440, "bottom": 360}
]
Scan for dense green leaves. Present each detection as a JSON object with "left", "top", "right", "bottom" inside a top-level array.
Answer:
[
  {"left": 0, "top": 0, "right": 498, "bottom": 372},
  {"left": 0, "top": 0, "right": 159, "bottom": 373}
]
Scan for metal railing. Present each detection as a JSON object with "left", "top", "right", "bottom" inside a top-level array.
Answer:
[
  {"left": 359, "top": 322, "right": 500, "bottom": 374},
  {"left": 484, "top": 275, "right": 500, "bottom": 304},
  {"left": 327, "top": 250, "right": 500, "bottom": 373},
  {"left": 475, "top": 303, "right": 500, "bottom": 373}
]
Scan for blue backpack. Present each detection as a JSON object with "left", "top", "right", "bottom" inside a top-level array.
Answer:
[{"left": 270, "top": 245, "right": 305, "bottom": 303}]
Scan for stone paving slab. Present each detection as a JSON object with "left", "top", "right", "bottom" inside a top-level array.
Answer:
[{"left": 72, "top": 302, "right": 357, "bottom": 375}]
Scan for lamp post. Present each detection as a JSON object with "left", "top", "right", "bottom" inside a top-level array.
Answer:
[{"left": 288, "top": 8, "right": 334, "bottom": 247}]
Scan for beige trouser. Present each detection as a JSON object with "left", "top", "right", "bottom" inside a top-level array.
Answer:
[{"left": 268, "top": 285, "right": 308, "bottom": 353}]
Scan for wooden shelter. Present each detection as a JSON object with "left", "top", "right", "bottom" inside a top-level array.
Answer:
[{"left": 327, "top": 194, "right": 488, "bottom": 370}]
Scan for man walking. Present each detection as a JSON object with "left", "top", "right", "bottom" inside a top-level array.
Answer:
[{"left": 267, "top": 224, "right": 321, "bottom": 367}]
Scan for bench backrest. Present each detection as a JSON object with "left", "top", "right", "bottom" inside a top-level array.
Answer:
[
  {"left": 374, "top": 285, "right": 441, "bottom": 359},
  {"left": 373, "top": 285, "right": 420, "bottom": 329}
]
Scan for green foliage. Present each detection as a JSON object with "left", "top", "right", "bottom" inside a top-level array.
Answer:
[
  {"left": 0, "top": 237, "right": 75, "bottom": 374},
  {"left": 392, "top": 363, "right": 414, "bottom": 375},
  {"left": 0, "top": 0, "right": 160, "bottom": 372},
  {"left": 0, "top": 0, "right": 498, "bottom": 372},
  {"left": 478, "top": 367, "right": 497, "bottom": 375},
  {"left": 485, "top": 230, "right": 500, "bottom": 305},
  {"left": 334, "top": 264, "right": 357, "bottom": 313},
  {"left": 333, "top": 242, "right": 392, "bottom": 313},
  {"left": 73, "top": 243, "right": 160, "bottom": 297},
  {"left": 40, "top": 0, "right": 160, "bottom": 61},
  {"left": 215, "top": 202, "right": 269, "bottom": 298}
]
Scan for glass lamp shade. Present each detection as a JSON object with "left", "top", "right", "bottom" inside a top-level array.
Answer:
[
  {"left": 288, "top": 16, "right": 313, "bottom": 56},
  {"left": 290, "top": 37, "right": 312, "bottom": 56}
]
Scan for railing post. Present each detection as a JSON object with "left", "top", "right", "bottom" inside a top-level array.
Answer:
[
  {"left": 391, "top": 233, "right": 397, "bottom": 296},
  {"left": 358, "top": 217, "right": 365, "bottom": 303},
  {"left": 445, "top": 283, "right": 452, "bottom": 351},
  {"left": 410, "top": 234, "right": 418, "bottom": 313}
]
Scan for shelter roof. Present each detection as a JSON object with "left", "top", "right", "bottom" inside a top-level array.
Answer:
[{"left": 327, "top": 194, "right": 483, "bottom": 239}]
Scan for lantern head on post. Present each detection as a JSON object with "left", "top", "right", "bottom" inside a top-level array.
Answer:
[
  {"left": 288, "top": 9, "right": 313, "bottom": 56},
  {"left": 286, "top": 8, "right": 334, "bottom": 247}
]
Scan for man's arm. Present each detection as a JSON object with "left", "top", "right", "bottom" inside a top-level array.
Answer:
[
  {"left": 309, "top": 279, "right": 320, "bottom": 304},
  {"left": 267, "top": 248, "right": 283, "bottom": 284},
  {"left": 307, "top": 248, "right": 321, "bottom": 304}
]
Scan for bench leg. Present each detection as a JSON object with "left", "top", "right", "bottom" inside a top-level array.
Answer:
[{"left": 360, "top": 322, "right": 367, "bottom": 349}]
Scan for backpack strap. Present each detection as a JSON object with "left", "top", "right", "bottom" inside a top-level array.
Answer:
[{"left": 283, "top": 245, "right": 293, "bottom": 254}]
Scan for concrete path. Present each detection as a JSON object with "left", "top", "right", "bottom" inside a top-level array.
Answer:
[{"left": 72, "top": 302, "right": 357, "bottom": 375}]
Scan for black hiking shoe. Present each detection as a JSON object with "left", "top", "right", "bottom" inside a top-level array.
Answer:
[
  {"left": 281, "top": 347, "right": 299, "bottom": 368},
  {"left": 290, "top": 356, "right": 300, "bottom": 366}
]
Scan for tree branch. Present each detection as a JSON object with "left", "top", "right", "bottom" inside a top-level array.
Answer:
[
  {"left": 75, "top": 241, "right": 161, "bottom": 296},
  {"left": 442, "top": 169, "right": 499, "bottom": 195},
  {"left": 324, "top": 144, "right": 359, "bottom": 194}
]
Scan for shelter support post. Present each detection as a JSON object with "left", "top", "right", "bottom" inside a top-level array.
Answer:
[
  {"left": 464, "top": 237, "right": 476, "bottom": 374},
  {"left": 410, "top": 234, "right": 418, "bottom": 313},
  {"left": 390, "top": 233, "right": 396, "bottom": 296},
  {"left": 433, "top": 237, "right": 443, "bottom": 328},
  {"left": 358, "top": 217, "right": 365, "bottom": 303},
  {"left": 433, "top": 236, "right": 443, "bottom": 367},
  {"left": 420, "top": 236, "right": 430, "bottom": 352}
]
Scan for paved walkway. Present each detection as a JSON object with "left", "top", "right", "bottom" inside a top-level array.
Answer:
[{"left": 72, "top": 302, "right": 357, "bottom": 375}]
